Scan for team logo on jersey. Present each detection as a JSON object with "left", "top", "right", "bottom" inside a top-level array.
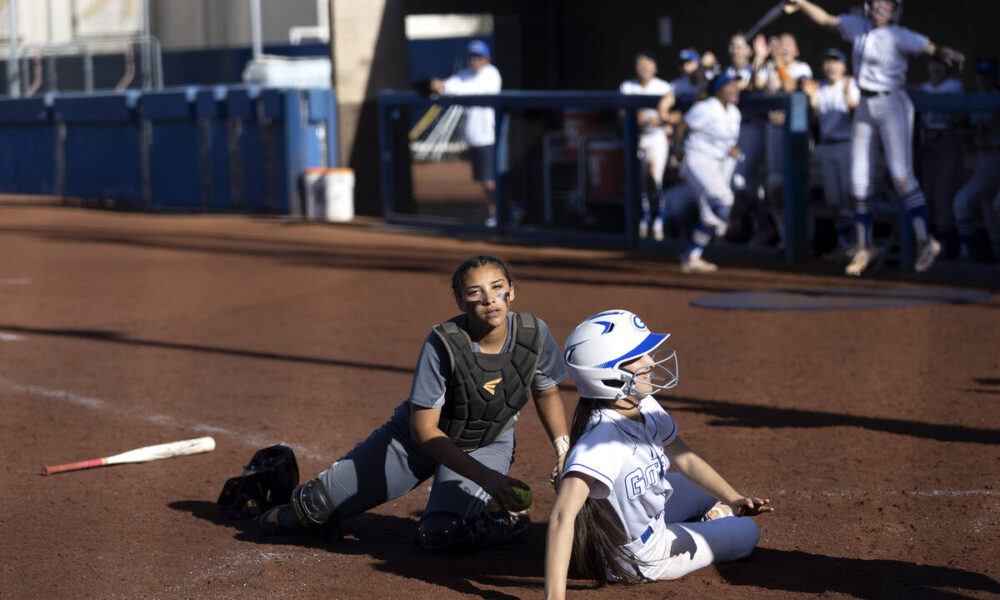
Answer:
[{"left": 483, "top": 377, "right": 502, "bottom": 395}]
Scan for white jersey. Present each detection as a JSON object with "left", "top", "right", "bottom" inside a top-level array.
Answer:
[
  {"left": 838, "top": 14, "right": 929, "bottom": 92},
  {"left": 816, "top": 77, "right": 860, "bottom": 143},
  {"left": 442, "top": 63, "right": 502, "bottom": 147},
  {"left": 919, "top": 78, "right": 964, "bottom": 131},
  {"left": 619, "top": 77, "right": 673, "bottom": 134},
  {"left": 564, "top": 395, "right": 679, "bottom": 543},
  {"left": 670, "top": 76, "right": 702, "bottom": 102},
  {"left": 757, "top": 60, "right": 813, "bottom": 90},
  {"left": 684, "top": 96, "right": 741, "bottom": 161},
  {"left": 726, "top": 63, "right": 753, "bottom": 85}
]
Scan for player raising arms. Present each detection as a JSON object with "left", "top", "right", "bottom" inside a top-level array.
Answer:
[
  {"left": 544, "top": 310, "right": 772, "bottom": 598},
  {"left": 259, "top": 255, "right": 570, "bottom": 550},
  {"left": 784, "top": 0, "right": 965, "bottom": 275}
]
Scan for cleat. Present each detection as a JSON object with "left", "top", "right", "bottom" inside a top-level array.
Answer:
[
  {"left": 484, "top": 215, "right": 498, "bottom": 228},
  {"left": 844, "top": 246, "right": 878, "bottom": 276},
  {"left": 652, "top": 216, "right": 665, "bottom": 242},
  {"left": 680, "top": 256, "right": 719, "bottom": 274},
  {"left": 259, "top": 504, "right": 303, "bottom": 536},
  {"left": 475, "top": 509, "right": 530, "bottom": 549},
  {"left": 638, "top": 218, "right": 650, "bottom": 240},
  {"left": 915, "top": 237, "right": 941, "bottom": 273}
]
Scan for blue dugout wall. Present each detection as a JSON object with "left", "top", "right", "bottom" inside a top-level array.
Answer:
[{"left": 0, "top": 85, "right": 338, "bottom": 214}]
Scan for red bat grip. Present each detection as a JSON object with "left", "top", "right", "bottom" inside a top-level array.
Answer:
[{"left": 41, "top": 457, "right": 106, "bottom": 475}]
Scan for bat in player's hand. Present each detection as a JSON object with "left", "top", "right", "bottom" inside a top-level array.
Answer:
[
  {"left": 746, "top": 1, "right": 790, "bottom": 41},
  {"left": 41, "top": 436, "right": 216, "bottom": 475}
]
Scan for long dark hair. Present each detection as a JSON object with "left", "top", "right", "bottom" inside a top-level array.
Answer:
[
  {"left": 568, "top": 397, "right": 649, "bottom": 586},
  {"left": 450, "top": 255, "right": 513, "bottom": 304}
]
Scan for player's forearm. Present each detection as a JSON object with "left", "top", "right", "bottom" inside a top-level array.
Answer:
[
  {"left": 416, "top": 431, "right": 494, "bottom": 484},
  {"left": 543, "top": 511, "right": 574, "bottom": 600},
  {"left": 533, "top": 386, "right": 569, "bottom": 442},
  {"left": 672, "top": 450, "right": 743, "bottom": 504},
  {"left": 790, "top": 0, "right": 839, "bottom": 30}
]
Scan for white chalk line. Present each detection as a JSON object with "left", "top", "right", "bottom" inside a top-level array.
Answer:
[
  {"left": 0, "top": 277, "right": 32, "bottom": 285},
  {"left": 0, "top": 376, "right": 327, "bottom": 460},
  {"left": 775, "top": 487, "right": 1000, "bottom": 498}
]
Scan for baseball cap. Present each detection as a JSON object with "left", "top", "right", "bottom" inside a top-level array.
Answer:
[
  {"left": 974, "top": 59, "right": 998, "bottom": 75},
  {"left": 710, "top": 71, "right": 738, "bottom": 94},
  {"left": 466, "top": 40, "right": 490, "bottom": 58},
  {"left": 679, "top": 48, "right": 701, "bottom": 63},
  {"left": 823, "top": 48, "right": 847, "bottom": 63}
]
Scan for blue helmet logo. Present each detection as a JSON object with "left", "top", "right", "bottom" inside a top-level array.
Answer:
[{"left": 633, "top": 315, "right": 647, "bottom": 331}]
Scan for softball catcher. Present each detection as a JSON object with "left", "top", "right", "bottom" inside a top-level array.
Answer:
[{"left": 255, "top": 256, "right": 570, "bottom": 551}]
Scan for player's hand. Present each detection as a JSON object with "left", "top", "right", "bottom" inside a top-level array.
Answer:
[
  {"left": 801, "top": 77, "right": 819, "bottom": 97},
  {"left": 549, "top": 453, "right": 567, "bottom": 489},
  {"left": 728, "top": 146, "right": 742, "bottom": 159},
  {"left": 783, "top": 0, "right": 800, "bottom": 13},
  {"left": 753, "top": 34, "right": 770, "bottom": 59},
  {"left": 429, "top": 78, "right": 445, "bottom": 94},
  {"left": 729, "top": 496, "right": 774, "bottom": 517},
  {"left": 481, "top": 470, "right": 528, "bottom": 509}
]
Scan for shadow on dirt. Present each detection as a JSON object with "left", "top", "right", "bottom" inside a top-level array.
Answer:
[
  {"left": 662, "top": 395, "right": 1000, "bottom": 445},
  {"left": 170, "top": 500, "right": 595, "bottom": 599},
  {"left": 717, "top": 547, "right": 1000, "bottom": 599}
]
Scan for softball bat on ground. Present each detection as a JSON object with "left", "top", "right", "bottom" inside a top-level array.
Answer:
[{"left": 41, "top": 436, "right": 216, "bottom": 475}]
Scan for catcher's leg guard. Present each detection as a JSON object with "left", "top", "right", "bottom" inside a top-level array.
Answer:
[
  {"left": 417, "top": 512, "right": 475, "bottom": 550},
  {"left": 290, "top": 478, "right": 336, "bottom": 527}
]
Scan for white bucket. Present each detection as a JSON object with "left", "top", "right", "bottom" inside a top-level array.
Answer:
[{"left": 301, "top": 168, "right": 354, "bottom": 222}]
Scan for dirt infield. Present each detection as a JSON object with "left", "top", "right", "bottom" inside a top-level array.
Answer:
[{"left": 1, "top": 204, "right": 998, "bottom": 600}]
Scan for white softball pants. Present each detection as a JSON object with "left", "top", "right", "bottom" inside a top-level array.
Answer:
[
  {"left": 680, "top": 151, "right": 736, "bottom": 235},
  {"left": 851, "top": 90, "right": 920, "bottom": 200},
  {"left": 620, "top": 473, "right": 760, "bottom": 581},
  {"left": 639, "top": 129, "right": 669, "bottom": 190}
]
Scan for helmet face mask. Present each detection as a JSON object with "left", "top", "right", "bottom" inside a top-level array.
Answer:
[
  {"left": 865, "top": 0, "right": 902, "bottom": 24},
  {"left": 565, "top": 310, "right": 678, "bottom": 400}
]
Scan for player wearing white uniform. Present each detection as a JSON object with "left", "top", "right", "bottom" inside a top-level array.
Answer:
[
  {"left": 803, "top": 49, "right": 860, "bottom": 254},
  {"left": 786, "top": 0, "right": 965, "bottom": 275},
  {"left": 431, "top": 40, "right": 504, "bottom": 227},
  {"left": 544, "top": 310, "right": 772, "bottom": 597},
  {"left": 677, "top": 73, "right": 742, "bottom": 273},
  {"left": 620, "top": 51, "right": 676, "bottom": 241}
]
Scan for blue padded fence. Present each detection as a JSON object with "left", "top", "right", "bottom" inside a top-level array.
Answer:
[{"left": 0, "top": 85, "right": 339, "bottom": 214}]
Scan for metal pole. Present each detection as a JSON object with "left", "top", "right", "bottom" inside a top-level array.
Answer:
[
  {"left": 140, "top": 0, "right": 152, "bottom": 89},
  {"left": 7, "top": 0, "right": 21, "bottom": 97},
  {"left": 250, "top": 0, "right": 263, "bottom": 61}
]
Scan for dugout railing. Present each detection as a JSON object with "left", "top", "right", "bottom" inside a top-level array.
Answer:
[{"left": 378, "top": 89, "right": 1000, "bottom": 267}]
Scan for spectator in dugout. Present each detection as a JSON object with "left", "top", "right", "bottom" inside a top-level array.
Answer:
[
  {"left": 671, "top": 48, "right": 705, "bottom": 104},
  {"left": 918, "top": 54, "right": 966, "bottom": 258},
  {"left": 953, "top": 59, "right": 1000, "bottom": 263},
  {"left": 430, "top": 40, "right": 505, "bottom": 228},
  {"left": 801, "top": 49, "right": 860, "bottom": 258},
  {"left": 752, "top": 32, "right": 813, "bottom": 247}
]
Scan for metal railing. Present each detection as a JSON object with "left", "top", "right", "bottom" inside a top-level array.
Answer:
[{"left": 9, "top": 36, "right": 163, "bottom": 96}]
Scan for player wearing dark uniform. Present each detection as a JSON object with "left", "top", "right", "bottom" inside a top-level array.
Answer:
[{"left": 260, "top": 256, "right": 570, "bottom": 550}]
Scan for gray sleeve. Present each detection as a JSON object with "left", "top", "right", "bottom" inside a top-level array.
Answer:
[
  {"left": 406, "top": 333, "right": 451, "bottom": 409},
  {"left": 532, "top": 318, "right": 568, "bottom": 391}
]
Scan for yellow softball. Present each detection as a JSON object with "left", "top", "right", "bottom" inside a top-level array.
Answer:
[{"left": 506, "top": 485, "right": 532, "bottom": 511}]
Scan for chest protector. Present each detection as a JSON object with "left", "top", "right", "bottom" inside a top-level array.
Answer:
[{"left": 433, "top": 312, "right": 543, "bottom": 450}]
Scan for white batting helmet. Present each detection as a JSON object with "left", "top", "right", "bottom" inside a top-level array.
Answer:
[{"left": 564, "top": 309, "right": 678, "bottom": 400}]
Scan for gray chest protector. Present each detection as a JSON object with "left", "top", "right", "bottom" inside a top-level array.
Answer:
[{"left": 433, "top": 312, "right": 543, "bottom": 450}]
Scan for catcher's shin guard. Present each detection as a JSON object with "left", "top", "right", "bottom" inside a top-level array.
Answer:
[{"left": 290, "top": 479, "right": 336, "bottom": 527}]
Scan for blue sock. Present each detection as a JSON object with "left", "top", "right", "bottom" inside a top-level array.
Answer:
[
  {"left": 641, "top": 192, "right": 651, "bottom": 221},
  {"left": 685, "top": 224, "right": 715, "bottom": 260},
  {"left": 905, "top": 198, "right": 929, "bottom": 242},
  {"left": 855, "top": 213, "right": 873, "bottom": 248}
]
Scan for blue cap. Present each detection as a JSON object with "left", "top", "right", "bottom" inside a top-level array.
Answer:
[
  {"left": 710, "top": 71, "right": 738, "bottom": 94},
  {"left": 974, "top": 59, "right": 998, "bottom": 75},
  {"left": 824, "top": 48, "right": 847, "bottom": 63},
  {"left": 467, "top": 40, "right": 490, "bottom": 58},
  {"left": 679, "top": 48, "right": 700, "bottom": 63}
]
